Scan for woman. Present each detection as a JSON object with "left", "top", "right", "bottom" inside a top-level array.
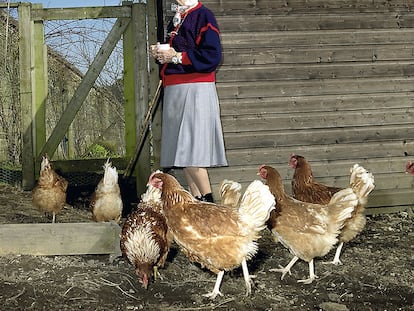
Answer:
[{"left": 150, "top": 0, "right": 227, "bottom": 202}]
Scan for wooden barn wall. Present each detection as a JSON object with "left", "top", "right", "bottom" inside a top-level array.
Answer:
[{"left": 163, "top": 0, "right": 414, "bottom": 213}]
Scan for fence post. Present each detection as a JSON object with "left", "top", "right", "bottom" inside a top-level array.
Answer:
[
  {"left": 32, "top": 3, "right": 48, "bottom": 176},
  {"left": 19, "top": 3, "right": 35, "bottom": 190},
  {"left": 123, "top": 2, "right": 153, "bottom": 196}
]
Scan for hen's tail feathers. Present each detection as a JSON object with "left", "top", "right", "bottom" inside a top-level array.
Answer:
[
  {"left": 219, "top": 179, "right": 242, "bottom": 208},
  {"left": 326, "top": 164, "right": 375, "bottom": 232},
  {"left": 238, "top": 180, "right": 275, "bottom": 233},
  {"left": 327, "top": 188, "right": 358, "bottom": 232},
  {"left": 103, "top": 158, "right": 118, "bottom": 186},
  {"left": 349, "top": 164, "right": 375, "bottom": 201}
]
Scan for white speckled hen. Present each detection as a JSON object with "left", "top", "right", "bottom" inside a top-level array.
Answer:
[{"left": 120, "top": 184, "right": 172, "bottom": 289}]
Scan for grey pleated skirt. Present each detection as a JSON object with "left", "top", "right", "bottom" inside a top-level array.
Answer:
[{"left": 160, "top": 82, "right": 228, "bottom": 168}]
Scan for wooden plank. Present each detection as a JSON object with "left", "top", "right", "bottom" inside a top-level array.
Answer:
[
  {"left": 217, "top": 77, "right": 414, "bottom": 99},
  {"left": 217, "top": 13, "right": 414, "bottom": 32},
  {"left": 221, "top": 29, "right": 414, "bottom": 48},
  {"left": 222, "top": 142, "right": 414, "bottom": 166},
  {"left": 31, "top": 5, "right": 131, "bottom": 21},
  {"left": 221, "top": 108, "right": 414, "bottom": 132},
  {"left": 365, "top": 189, "right": 414, "bottom": 208},
  {"left": 223, "top": 125, "right": 414, "bottom": 149},
  {"left": 219, "top": 93, "right": 414, "bottom": 115},
  {"left": 281, "top": 174, "right": 414, "bottom": 192},
  {"left": 217, "top": 61, "right": 414, "bottom": 82},
  {"left": 0, "top": 222, "right": 121, "bottom": 256},
  {"left": 202, "top": 0, "right": 413, "bottom": 14},
  {"left": 38, "top": 17, "right": 130, "bottom": 160},
  {"left": 207, "top": 156, "right": 410, "bottom": 181},
  {"left": 51, "top": 158, "right": 129, "bottom": 173},
  {"left": 221, "top": 45, "right": 414, "bottom": 65},
  {"left": 207, "top": 167, "right": 414, "bottom": 191},
  {"left": 19, "top": 3, "right": 35, "bottom": 190}
]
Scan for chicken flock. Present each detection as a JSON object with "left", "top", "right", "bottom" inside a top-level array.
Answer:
[{"left": 32, "top": 154, "right": 405, "bottom": 299}]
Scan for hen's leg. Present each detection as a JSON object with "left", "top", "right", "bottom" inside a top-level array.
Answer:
[
  {"left": 153, "top": 266, "right": 163, "bottom": 281},
  {"left": 241, "top": 258, "right": 256, "bottom": 296},
  {"left": 52, "top": 212, "right": 56, "bottom": 223},
  {"left": 298, "top": 259, "right": 318, "bottom": 284},
  {"left": 323, "top": 242, "right": 344, "bottom": 265},
  {"left": 203, "top": 270, "right": 224, "bottom": 299},
  {"left": 270, "top": 256, "right": 299, "bottom": 280}
]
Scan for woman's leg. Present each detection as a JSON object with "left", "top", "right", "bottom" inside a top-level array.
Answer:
[
  {"left": 183, "top": 168, "right": 202, "bottom": 198},
  {"left": 183, "top": 167, "right": 214, "bottom": 202}
]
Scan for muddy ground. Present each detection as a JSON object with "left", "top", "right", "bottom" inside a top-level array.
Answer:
[{"left": 0, "top": 184, "right": 413, "bottom": 311}]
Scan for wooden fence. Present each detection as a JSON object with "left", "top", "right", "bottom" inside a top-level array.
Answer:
[
  {"left": 193, "top": 0, "right": 414, "bottom": 214},
  {"left": 1, "top": 1, "right": 160, "bottom": 195}
]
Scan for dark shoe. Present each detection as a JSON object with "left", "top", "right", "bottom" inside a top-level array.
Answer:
[{"left": 201, "top": 193, "right": 214, "bottom": 203}]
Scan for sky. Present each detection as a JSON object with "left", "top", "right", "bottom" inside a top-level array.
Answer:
[{"left": 26, "top": 0, "right": 122, "bottom": 8}]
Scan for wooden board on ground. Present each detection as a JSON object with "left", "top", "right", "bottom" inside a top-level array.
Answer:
[{"left": 0, "top": 222, "right": 121, "bottom": 257}]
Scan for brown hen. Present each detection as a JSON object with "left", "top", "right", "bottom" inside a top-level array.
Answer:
[
  {"left": 148, "top": 172, "right": 275, "bottom": 299},
  {"left": 32, "top": 155, "right": 68, "bottom": 223},
  {"left": 290, "top": 154, "right": 372, "bottom": 265},
  {"left": 258, "top": 163, "right": 374, "bottom": 284},
  {"left": 290, "top": 154, "right": 342, "bottom": 203}
]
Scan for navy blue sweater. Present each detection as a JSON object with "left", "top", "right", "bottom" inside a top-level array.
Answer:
[{"left": 161, "top": 2, "right": 222, "bottom": 86}]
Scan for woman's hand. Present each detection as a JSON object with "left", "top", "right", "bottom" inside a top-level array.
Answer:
[
  {"left": 156, "top": 48, "right": 178, "bottom": 64},
  {"left": 150, "top": 43, "right": 180, "bottom": 64},
  {"left": 149, "top": 43, "right": 159, "bottom": 59}
]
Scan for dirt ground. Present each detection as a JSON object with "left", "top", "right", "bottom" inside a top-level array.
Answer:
[{"left": 0, "top": 184, "right": 413, "bottom": 311}]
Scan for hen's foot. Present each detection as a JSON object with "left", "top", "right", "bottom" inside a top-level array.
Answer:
[
  {"left": 269, "top": 265, "right": 292, "bottom": 280},
  {"left": 298, "top": 259, "right": 318, "bottom": 284},
  {"left": 203, "top": 290, "right": 223, "bottom": 300},
  {"left": 297, "top": 275, "right": 318, "bottom": 284},
  {"left": 204, "top": 270, "right": 224, "bottom": 300},
  {"left": 269, "top": 256, "right": 299, "bottom": 280},
  {"left": 241, "top": 259, "right": 256, "bottom": 296}
]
